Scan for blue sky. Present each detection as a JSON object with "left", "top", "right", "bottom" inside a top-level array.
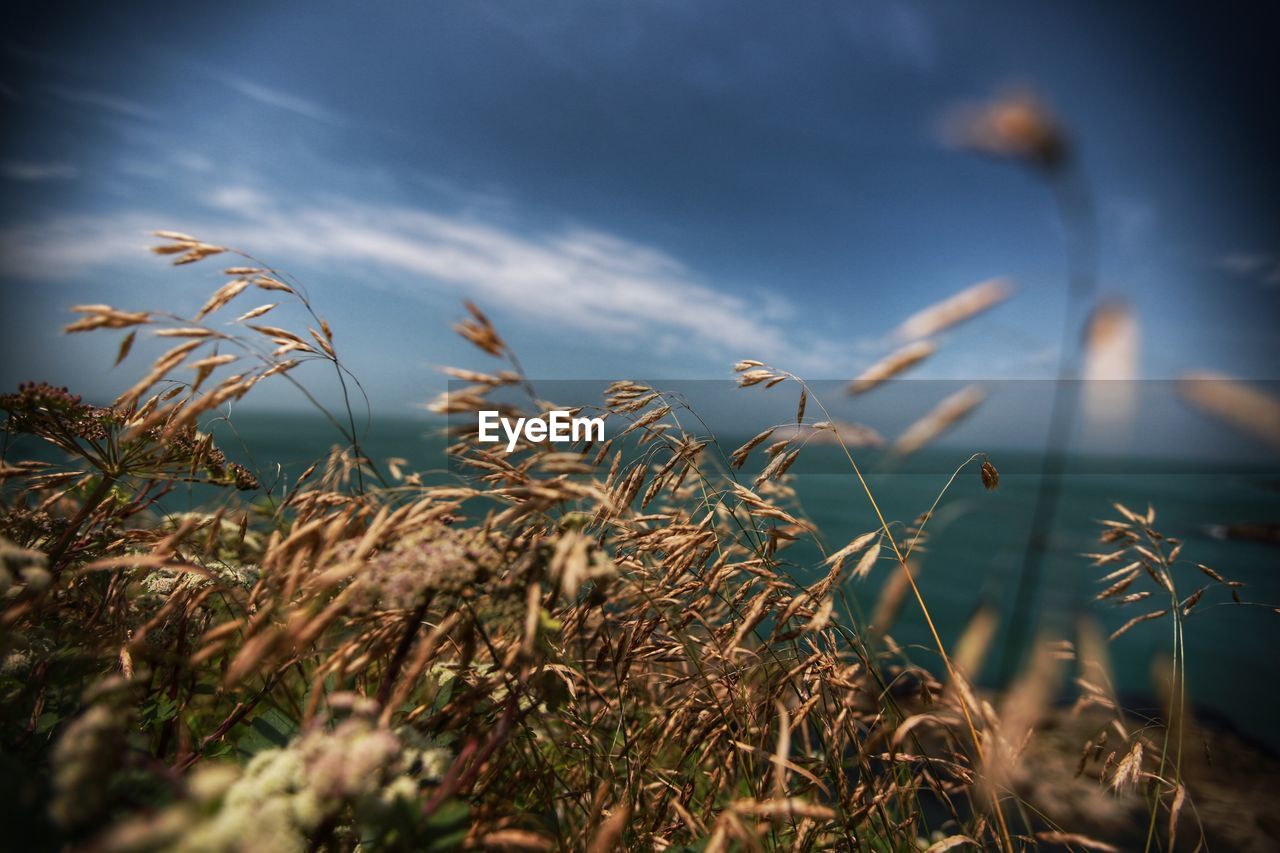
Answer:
[{"left": 1, "top": 1, "right": 1277, "bottom": 419}]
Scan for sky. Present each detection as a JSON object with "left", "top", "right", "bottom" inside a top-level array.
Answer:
[{"left": 0, "top": 1, "right": 1277, "bottom": 433}]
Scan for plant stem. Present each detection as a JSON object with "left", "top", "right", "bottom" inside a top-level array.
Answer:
[
  {"left": 998, "top": 167, "right": 1098, "bottom": 684},
  {"left": 46, "top": 473, "right": 117, "bottom": 574}
]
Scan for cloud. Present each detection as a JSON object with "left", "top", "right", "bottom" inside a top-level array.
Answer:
[
  {"left": 0, "top": 191, "right": 848, "bottom": 371},
  {"left": 213, "top": 73, "right": 345, "bottom": 126},
  {"left": 1219, "top": 252, "right": 1268, "bottom": 275},
  {"left": 1, "top": 161, "right": 78, "bottom": 181},
  {"left": 214, "top": 194, "right": 802, "bottom": 359},
  {"left": 1219, "top": 251, "right": 1280, "bottom": 288},
  {"left": 47, "top": 84, "right": 159, "bottom": 122},
  {"left": 0, "top": 212, "right": 160, "bottom": 280},
  {"left": 173, "top": 151, "right": 214, "bottom": 173}
]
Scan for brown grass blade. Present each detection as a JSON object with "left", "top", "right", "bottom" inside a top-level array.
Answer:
[
  {"left": 848, "top": 341, "right": 935, "bottom": 395},
  {"left": 895, "top": 278, "right": 1013, "bottom": 341},
  {"left": 893, "top": 385, "right": 985, "bottom": 455},
  {"left": 1178, "top": 370, "right": 1280, "bottom": 447},
  {"left": 1109, "top": 609, "right": 1167, "bottom": 641}
]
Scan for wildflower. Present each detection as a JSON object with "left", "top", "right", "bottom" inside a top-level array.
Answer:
[
  {"left": 105, "top": 711, "right": 449, "bottom": 852},
  {"left": 352, "top": 526, "right": 488, "bottom": 610}
]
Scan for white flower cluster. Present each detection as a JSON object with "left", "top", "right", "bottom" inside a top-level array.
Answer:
[{"left": 102, "top": 709, "right": 451, "bottom": 853}]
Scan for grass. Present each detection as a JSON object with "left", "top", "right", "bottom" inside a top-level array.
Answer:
[
  {"left": 0, "top": 235, "right": 1253, "bottom": 852},
  {"left": 0, "top": 91, "right": 1273, "bottom": 851}
]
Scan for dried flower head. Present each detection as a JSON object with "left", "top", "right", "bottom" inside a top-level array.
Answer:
[
  {"left": 944, "top": 87, "right": 1069, "bottom": 171},
  {"left": 352, "top": 525, "right": 488, "bottom": 610},
  {"left": 981, "top": 457, "right": 1000, "bottom": 491}
]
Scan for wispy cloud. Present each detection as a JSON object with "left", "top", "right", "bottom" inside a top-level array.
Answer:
[
  {"left": 207, "top": 192, "right": 812, "bottom": 361},
  {"left": 213, "top": 72, "right": 345, "bottom": 126},
  {"left": 1, "top": 161, "right": 77, "bottom": 181},
  {"left": 0, "top": 191, "right": 851, "bottom": 371},
  {"left": 0, "top": 212, "right": 160, "bottom": 280},
  {"left": 1219, "top": 251, "right": 1280, "bottom": 288},
  {"left": 47, "top": 84, "right": 159, "bottom": 122},
  {"left": 1219, "top": 252, "right": 1268, "bottom": 275}
]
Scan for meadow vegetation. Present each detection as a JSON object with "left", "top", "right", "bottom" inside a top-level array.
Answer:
[{"left": 1, "top": 91, "right": 1273, "bottom": 851}]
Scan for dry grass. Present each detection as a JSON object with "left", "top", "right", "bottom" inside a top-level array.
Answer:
[
  {"left": 1177, "top": 371, "right": 1280, "bottom": 448},
  {"left": 892, "top": 385, "right": 986, "bottom": 456},
  {"left": 3, "top": 90, "right": 1276, "bottom": 851},
  {"left": 846, "top": 341, "right": 936, "bottom": 396},
  {"left": 894, "top": 278, "right": 1013, "bottom": 343}
]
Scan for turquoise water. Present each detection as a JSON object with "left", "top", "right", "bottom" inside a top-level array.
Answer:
[{"left": 38, "top": 411, "right": 1280, "bottom": 750}]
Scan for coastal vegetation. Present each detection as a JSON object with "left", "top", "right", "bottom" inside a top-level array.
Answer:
[
  {"left": 2, "top": 92, "right": 1276, "bottom": 851},
  {"left": 1, "top": 228, "right": 1269, "bottom": 851}
]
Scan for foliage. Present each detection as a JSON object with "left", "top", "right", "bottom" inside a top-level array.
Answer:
[{"left": 0, "top": 232, "right": 1256, "bottom": 852}]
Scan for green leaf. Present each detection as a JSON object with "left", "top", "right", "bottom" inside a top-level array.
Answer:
[
  {"left": 424, "top": 799, "right": 470, "bottom": 851},
  {"left": 234, "top": 706, "right": 298, "bottom": 756},
  {"left": 35, "top": 712, "right": 60, "bottom": 734}
]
